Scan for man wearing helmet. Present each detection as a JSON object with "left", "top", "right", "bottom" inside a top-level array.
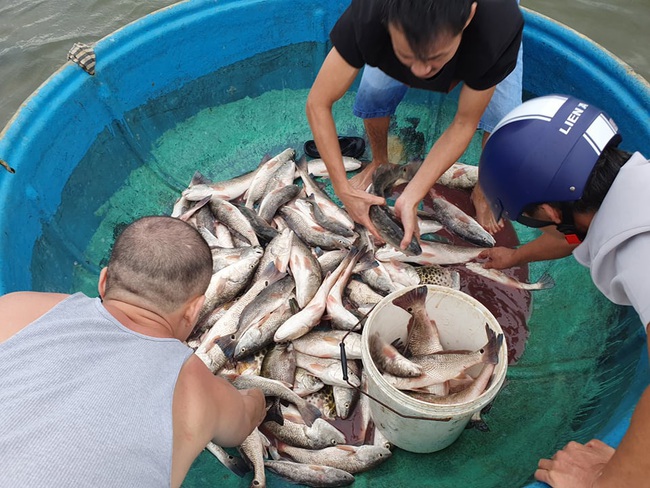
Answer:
[
  {"left": 479, "top": 94, "right": 650, "bottom": 487},
  {"left": 306, "top": 0, "right": 524, "bottom": 248}
]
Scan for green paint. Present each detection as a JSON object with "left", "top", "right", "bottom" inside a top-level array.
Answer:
[{"left": 71, "top": 88, "right": 642, "bottom": 488}]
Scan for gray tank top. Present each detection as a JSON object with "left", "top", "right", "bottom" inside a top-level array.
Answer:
[{"left": 0, "top": 293, "right": 193, "bottom": 487}]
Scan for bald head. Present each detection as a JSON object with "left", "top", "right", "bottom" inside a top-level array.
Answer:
[{"left": 104, "top": 216, "right": 212, "bottom": 314}]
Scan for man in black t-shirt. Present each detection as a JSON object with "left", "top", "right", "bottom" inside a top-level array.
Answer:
[{"left": 306, "top": 0, "right": 523, "bottom": 246}]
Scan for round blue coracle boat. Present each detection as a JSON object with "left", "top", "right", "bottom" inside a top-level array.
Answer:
[{"left": 1, "top": 1, "right": 649, "bottom": 487}]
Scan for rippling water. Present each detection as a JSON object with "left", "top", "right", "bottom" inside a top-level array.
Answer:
[{"left": 0, "top": 0, "right": 648, "bottom": 130}]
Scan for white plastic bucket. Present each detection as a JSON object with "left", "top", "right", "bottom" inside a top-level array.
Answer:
[{"left": 360, "top": 284, "right": 508, "bottom": 453}]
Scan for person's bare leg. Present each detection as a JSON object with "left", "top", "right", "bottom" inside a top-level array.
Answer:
[
  {"left": 350, "top": 116, "right": 391, "bottom": 191},
  {"left": 472, "top": 131, "right": 504, "bottom": 234}
]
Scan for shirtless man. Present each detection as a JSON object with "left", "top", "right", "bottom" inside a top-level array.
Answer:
[
  {"left": 0, "top": 216, "right": 266, "bottom": 487},
  {"left": 306, "top": 0, "right": 524, "bottom": 246}
]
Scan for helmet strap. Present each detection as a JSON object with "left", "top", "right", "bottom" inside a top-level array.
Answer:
[{"left": 555, "top": 202, "right": 585, "bottom": 244}]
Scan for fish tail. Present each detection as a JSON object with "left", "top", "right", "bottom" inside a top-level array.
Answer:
[
  {"left": 481, "top": 325, "right": 503, "bottom": 365},
  {"left": 392, "top": 285, "right": 427, "bottom": 313},
  {"left": 535, "top": 272, "right": 556, "bottom": 290},
  {"left": 296, "top": 399, "right": 322, "bottom": 427},
  {"left": 263, "top": 398, "right": 285, "bottom": 426}
]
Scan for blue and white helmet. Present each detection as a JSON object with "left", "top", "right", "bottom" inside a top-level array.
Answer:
[{"left": 479, "top": 94, "right": 621, "bottom": 223}]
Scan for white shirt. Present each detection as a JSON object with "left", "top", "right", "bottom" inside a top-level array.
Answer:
[{"left": 573, "top": 152, "right": 650, "bottom": 327}]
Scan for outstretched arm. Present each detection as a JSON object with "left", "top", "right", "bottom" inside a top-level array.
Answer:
[
  {"left": 306, "top": 47, "right": 385, "bottom": 238},
  {"left": 394, "top": 83, "right": 495, "bottom": 249},
  {"left": 478, "top": 231, "right": 578, "bottom": 270}
]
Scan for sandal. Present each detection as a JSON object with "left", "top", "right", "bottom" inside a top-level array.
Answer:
[{"left": 304, "top": 136, "right": 366, "bottom": 159}]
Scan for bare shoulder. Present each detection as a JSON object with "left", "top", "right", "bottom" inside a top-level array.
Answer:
[{"left": 0, "top": 291, "right": 70, "bottom": 341}]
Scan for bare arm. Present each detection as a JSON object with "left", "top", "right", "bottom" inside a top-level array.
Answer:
[
  {"left": 478, "top": 231, "right": 578, "bottom": 270},
  {"left": 0, "top": 291, "right": 69, "bottom": 342},
  {"left": 394, "top": 83, "right": 495, "bottom": 249},
  {"left": 306, "top": 47, "right": 385, "bottom": 237}
]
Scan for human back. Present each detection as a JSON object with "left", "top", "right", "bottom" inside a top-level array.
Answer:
[{"left": 0, "top": 216, "right": 265, "bottom": 487}]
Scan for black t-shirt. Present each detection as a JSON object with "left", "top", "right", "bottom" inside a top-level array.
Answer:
[{"left": 330, "top": 0, "right": 524, "bottom": 92}]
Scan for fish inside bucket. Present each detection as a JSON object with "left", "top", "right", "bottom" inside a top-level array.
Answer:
[{"left": 360, "top": 284, "right": 508, "bottom": 453}]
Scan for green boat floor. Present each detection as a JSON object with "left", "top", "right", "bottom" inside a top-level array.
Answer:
[{"left": 56, "top": 88, "right": 643, "bottom": 487}]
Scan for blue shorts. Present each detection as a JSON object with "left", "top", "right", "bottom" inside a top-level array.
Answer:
[{"left": 353, "top": 40, "right": 523, "bottom": 134}]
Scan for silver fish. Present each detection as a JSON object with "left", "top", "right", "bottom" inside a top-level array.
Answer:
[
  {"left": 197, "top": 248, "right": 264, "bottom": 325},
  {"left": 276, "top": 444, "right": 392, "bottom": 475},
  {"left": 369, "top": 332, "right": 422, "bottom": 378},
  {"left": 280, "top": 206, "right": 354, "bottom": 251},
  {"left": 238, "top": 428, "right": 269, "bottom": 488},
  {"left": 244, "top": 148, "right": 296, "bottom": 208},
  {"left": 375, "top": 241, "right": 483, "bottom": 266},
  {"left": 410, "top": 326, "right": 503, "bottom": 384},
  {"left": 196, "top": 263, "right": 285, "bottom": 357},
  {"left": 306, "top": 156, "right": 363, "bottom": 176},
  {"left": 293, "top": 367, "right": 325, "bottom": 397},
  {"left": 333, "top": 382, "right": 360, "bottom": 420},
  {"left": 261, "top": 342, "right": 297, "bottom": 385},
  {"left": 274, "top": 250, "right": 359, "bottom": 342},
  {"left": 263, "top": 159, "right": 296, "bottom": 196},
  {"left": 238, "top": 274, "right": 295, "bottom": 332},
  {"left": 344, "top": 279, "right": 383, "bottom": 310},
  {"left": 391, "top": 285, "right": 443, "bottom": 356},
  {"left": 235, "top": 204, "right": 279, "bottom": 245},
  {"left": 226, "top": 373, "right": 322, "bottom": 427},
  {"left": 291, "top": 330, "right": 362, "bottom": 360},
  {"left": 426, "top": 190, "right": 495, "bottom": 248},
  {"left": 264, "top": 460, "right": 355, "bottom": 488},
  {"left": 294, "top": 352, "right": 361, "bottom": 388},
  {"left": 288, "top": 232, "right": 323, "bottom": 308},
  {"left": 257, "top": 184, "right": 301, "bottom": 224},
  {"left": 205, "top": 442, "right": 250, "bottom": 478},
  {"left": 465, "top": 262, "right": 556, "bottom": 290},
  {"left": 302, "top": 194, "right": 356, "bottom": 238},
  {"left": 253, "top": 227, "right": 293, "bottom": 282},
  {"left": 409, "top": 362, "right": 496, "bottom": 405},
  {"left": 262, "top": 417, "right": 346, "bottom": 450},
  {"left": 295, "top": 157, "right": 355, "bottom": 232},
  {"left": 211, "top": 245, "right": 264, "bottom": 273},
  {"left": 234, "top": 301, "right": 293, "bottom": 360},
  {"left": 368, "top": 204, "right": 421, "bottom": 256},
  {"left": 381, "top": 259, "right": 421, "bottom": 288},
  {"left": 209, "top": 196, "right": 260, "bottom": 247}
]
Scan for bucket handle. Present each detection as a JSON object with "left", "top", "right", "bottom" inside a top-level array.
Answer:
[{"left": 339, "top": 310, "right": 452, "bottom": 423}]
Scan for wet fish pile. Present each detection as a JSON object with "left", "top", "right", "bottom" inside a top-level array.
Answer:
[
  {"left": 369, "top": 285, "right": 504, "bottom": 405},
  {"left": 169, "top": 149, "right": 540, "bottom": 487}
]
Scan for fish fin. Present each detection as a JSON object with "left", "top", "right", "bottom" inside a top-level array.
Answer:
[
  {"left": 480, "top": 325, "right": 503, "bottom": 365},
  {"left": 191, "top": 170, "right": 212, "bottom": 186},
  {"left": 263, "top": 398, "right": 285, "bottom": 426},
  {"left": 391, "top": 285, "right": 427, "bottom": 312},
  {"left": 536, "top": 272, "right": 556, "bottom": 289},
  {"left": 296, "top": 399, "right": 323, "bottom": 427},
  {"left": 205, "top": 442, "right": 251, "bottom": 477}
]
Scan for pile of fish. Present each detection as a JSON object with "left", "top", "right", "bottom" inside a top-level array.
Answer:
[
  {"left": 170, "top": 148, "right": 551, "bottom": 487},
  {"left": 369, "top": 285, "right": 504, "bottom": 405}
]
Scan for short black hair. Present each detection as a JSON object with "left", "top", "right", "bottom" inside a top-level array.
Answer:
[
  {"left": 105, "top": 216, "right": 213, "bottom": 313},
  {"left": 573, "top": 146, "right": 632, "bottom": 213},
  {"left": 383, "top": 0, "right": 474, "bottom": 58}
]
